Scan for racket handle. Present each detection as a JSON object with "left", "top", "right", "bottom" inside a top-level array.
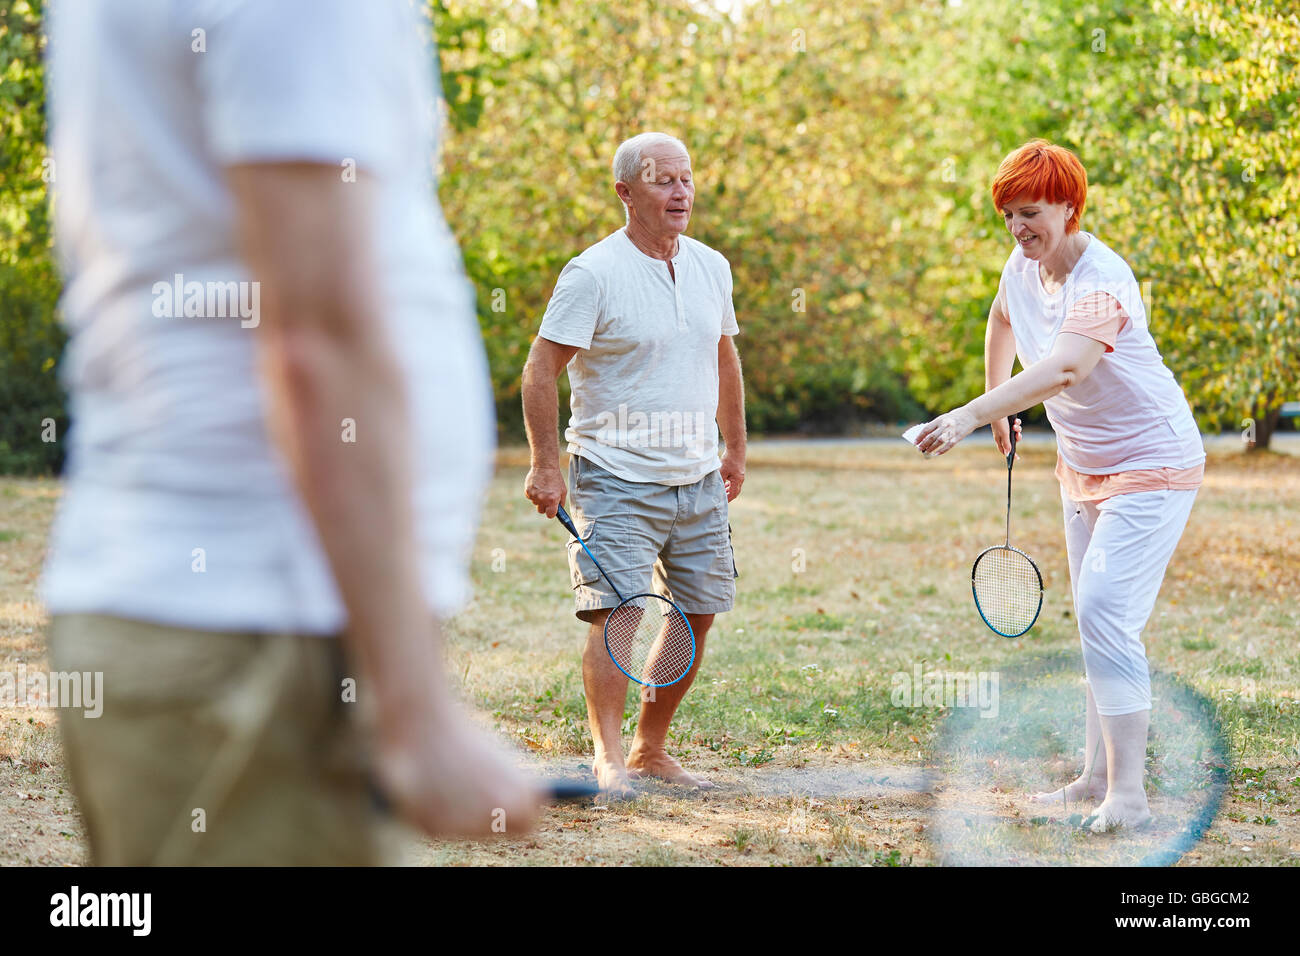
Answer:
[
  {"left": 367, "top": 778, "right": 598, "bottom": 815},
  {"left": 555, "top": 504, "right": 581, "bottom": 541},
  {"left": 1006, "top": 414, "right": 1019, "bottom": 469},
  {"left": 556, "top": 503, "right": 626, "bottom": 603},
  {"left": 547, "top": 780, "right": 601, "bottom": 802}
]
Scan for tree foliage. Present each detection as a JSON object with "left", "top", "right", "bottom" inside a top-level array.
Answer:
[
  {"left": 435, "top": 0, "right": 1296, "bottom": 446},
  {"left": 1084, "top": 0, "right": 1299, "bottom": 451},
  {"left": 0, "top": 0, "right": 1294, "bottom": 473},
  {"left": 0, "top": 0, "right": 65, "bottom": 473},
  {"left": 433, "top": 0, "right": 936, "bottom": 435}
]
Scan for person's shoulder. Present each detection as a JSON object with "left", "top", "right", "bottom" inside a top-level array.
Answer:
[
  {"left": 1077, "top": 234, "right": 1136, "bottom": 282},
  {"left": 680, "top": 234, "right": 731, "bottom": 272},
  {"left": 1072, "top": 235, "right": 1140, "bottom": 305},
  {"left": 591, "top": 229, "right": 632, "bottom": 256},
  {"left": 1071, "top": 234, "right": 1148, "bottom": 319},
  {"left": 558, "top": 231, "right": 627, "bottom": 282}
]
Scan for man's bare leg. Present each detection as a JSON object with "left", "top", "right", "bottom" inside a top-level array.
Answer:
[
  {"left": 626, "top": 613, "right": 714, "bottom": 788},
  {"left": 581, "top": 609, "right": 635, "bottom": 799},
  {"left": 1031, "top": 680, "right": 1107, "bottom": 807},
  {"left": 1089, "top": 709, "right": 1152, "bottom": 831}
]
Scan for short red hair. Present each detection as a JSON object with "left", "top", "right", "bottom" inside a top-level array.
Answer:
[{"left": 991, "top": 140, "right": 1088, "bottom": 233}]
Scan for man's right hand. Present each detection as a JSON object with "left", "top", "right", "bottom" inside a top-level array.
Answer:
[
  {"left": 524, "top": 465, "right": 567, "bottom": 517},
  {"left": 375, "top": 699, "right": 543, "bottom": 839}
]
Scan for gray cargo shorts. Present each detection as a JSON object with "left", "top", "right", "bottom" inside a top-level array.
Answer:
[{"left": 565, "top": 454, "right": 737, "bottom": 623}]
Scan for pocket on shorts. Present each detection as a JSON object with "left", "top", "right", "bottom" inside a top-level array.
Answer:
[
  {"left": 726, "top": 522, "right": 739, "bottom": 579},
  {"left": 706, "top": 476, "right": 737, "bottom": 579},
  {"left": 566, "top": 515, "right": 603, "bottom": 589}
]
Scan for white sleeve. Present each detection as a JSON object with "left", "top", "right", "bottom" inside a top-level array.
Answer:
[
  {"left": 537, "top": 261, "right": 601, "bottom": 350},
  {"left": 721, "top": 259, "right": 740, "bottom": 336},
  {"left": 195, "top": 0, "right": 420, "bottom": 174},
  {"left": 1070, "top": 259, "right": 1145, "bottom": 325}
]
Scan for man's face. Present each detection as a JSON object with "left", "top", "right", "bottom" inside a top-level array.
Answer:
[
  {"left": 1001, "top": 194, "right": 1074, "bottom": 262},
  {"left": 620, "top": 144, "right": 694, "bottom": 237}
]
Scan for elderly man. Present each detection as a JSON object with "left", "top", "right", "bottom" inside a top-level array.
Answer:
[{"left": 522, "top": 132, "right": 746, "bottom": 797}]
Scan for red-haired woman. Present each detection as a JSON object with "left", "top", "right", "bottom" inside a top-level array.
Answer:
[{"left": 915, "top": 140, "right": 1204, "bottom": 831}]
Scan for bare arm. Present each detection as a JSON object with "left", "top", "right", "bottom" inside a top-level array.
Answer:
[
  {"left": 985, "top": 283, "right": 1022, "bottom": 456},
  {"left": 717, "top": 334, "right": 747, "bottom": 501},
  {"left": 521, "top": 335, "right": 579, "bottom": 517},
  {"left": 968, "top": 332, "right": 1106, "bottom": 422},
  {"left": 985, "top": 283, "right": 1017, "bottom": 394},
  {"left": 229, "top": 163, "right": 426, "bottom": 705},
  {"left": 229, "top": 162, "right": 538, "bottom": 836},
  {"left": 917, "top": 331, "right": 1108, "bottom": 457}
]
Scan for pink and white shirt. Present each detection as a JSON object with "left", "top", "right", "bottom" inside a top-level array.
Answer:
[{"left": 1000, "top": 233, "right": 1205, "bottom": 500}]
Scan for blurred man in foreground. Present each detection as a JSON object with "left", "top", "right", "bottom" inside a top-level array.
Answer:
[{"left": 42, "top": 0, "right": 540, "bottom": 864}]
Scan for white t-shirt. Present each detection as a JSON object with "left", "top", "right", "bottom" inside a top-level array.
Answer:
[
  {"left": 1001, "top": 233, "right": 1204, "bottom": 474},
  {"left": 41, "top": 0, "right": 493, "bottom": 633},
  {"left": 538, "top": 229, "right": 740, "bottom": 485}
]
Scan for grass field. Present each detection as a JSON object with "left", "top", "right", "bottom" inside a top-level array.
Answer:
[{"left": 2, "top": 438, "right": 1298, "bottom": 866}]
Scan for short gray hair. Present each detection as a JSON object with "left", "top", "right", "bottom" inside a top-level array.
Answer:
[{"left": 612, "top": 132, "right": 691, "bottom": 186}]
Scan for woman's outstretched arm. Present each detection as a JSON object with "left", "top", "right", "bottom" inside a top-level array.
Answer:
[{"left": 916, "top": 331, "right": 1108, "bottom": 457}]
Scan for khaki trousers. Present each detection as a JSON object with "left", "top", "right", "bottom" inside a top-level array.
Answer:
[{"left": 49, "top": 614, "right": 403, "bottom": 865}]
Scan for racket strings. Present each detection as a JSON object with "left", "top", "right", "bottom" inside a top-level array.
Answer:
[
  {"left": 606, "top": 596, "right": 694, "bottom": 686},
  {"left": 972, "top": 547, "right": 1042, "bottom": 637}
]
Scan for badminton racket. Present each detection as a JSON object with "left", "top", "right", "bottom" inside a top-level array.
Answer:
[
  {"left": 555, "top": 504, "right": 695, "bottom": 688},
  {"left": 971, "top": 414, "right": 1044, "bottom": 638}
]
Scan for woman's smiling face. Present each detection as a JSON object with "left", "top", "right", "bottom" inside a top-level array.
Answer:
[{"left": 1002, "top": 194, "right": 1075, "bottom": 261}]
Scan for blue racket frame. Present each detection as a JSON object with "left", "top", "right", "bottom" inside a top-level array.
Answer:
[
  {"left": 556, "top": 505, "right": 696, "bottom": 687},
  {"left": 971, "top": 544, "right": 1044, "bottom": 639}
]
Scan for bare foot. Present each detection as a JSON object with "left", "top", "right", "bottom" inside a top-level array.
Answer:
[
  {"left": 593, "top": 756, "right": 636, "bottom": 801},
  {"left": 1086, "top": 793, "right": 1152, "bottom": 833},
  {"left": 1030, "top": 772, "right": 1107, "bottom": 806},
  {"left": 625, "top": 747, "right": 714, "bottom": 789}
]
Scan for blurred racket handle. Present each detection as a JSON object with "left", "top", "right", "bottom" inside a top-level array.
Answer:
[
  {"left": 368, "top": 778, "right": 597, "bottom": 815},
  {"left": 547, "top": 780, "right": 601, "bottom": 802}
]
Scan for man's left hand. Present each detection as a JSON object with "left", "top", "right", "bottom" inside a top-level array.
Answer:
[{"left": 720, "top": 451, "right": 746, "bottom": 502}]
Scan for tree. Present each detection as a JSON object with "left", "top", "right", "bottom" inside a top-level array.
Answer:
[
  {"left": 0, "top": 0, "right": 65, "bottom": 473},
  {"left": 907, "top": 0, "right": 1299, "bottom": 450},
  {"left": 433, "top": 0, "right": 940, "bottom": 437},
  {"left": 1094, "top": 0, "right": 1299, "bottom": 451},
  {"left": 1, "top": 0, "right": 1292, "bottom": 473}
]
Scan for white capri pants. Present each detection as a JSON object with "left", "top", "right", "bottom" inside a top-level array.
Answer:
[{"left": 1062, "top": 487, "right": 1198, "bottom": 715}]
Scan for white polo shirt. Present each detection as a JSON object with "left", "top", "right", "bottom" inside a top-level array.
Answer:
[
  {"left": 538, "top": 229, "right": 740, "bottom": 485},
  {"left": 41, "top": 0, "right": 493, "bottom": 633}
]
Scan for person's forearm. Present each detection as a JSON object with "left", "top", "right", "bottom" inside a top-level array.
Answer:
[
  {"left": 717, "top": 339, "right": 747, "bottom": 455},
  {"left": 964, "top": 355, "right": 1072, "bottom": 427},
  {"left": 521, "top": 361, "right": 562, "bottom": 468},
  {"left": 260, "top": 316, "right": 451, "bottom": 734},
  {"left": 231, "top": 165, "right": 451, "bottom": 741}
]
